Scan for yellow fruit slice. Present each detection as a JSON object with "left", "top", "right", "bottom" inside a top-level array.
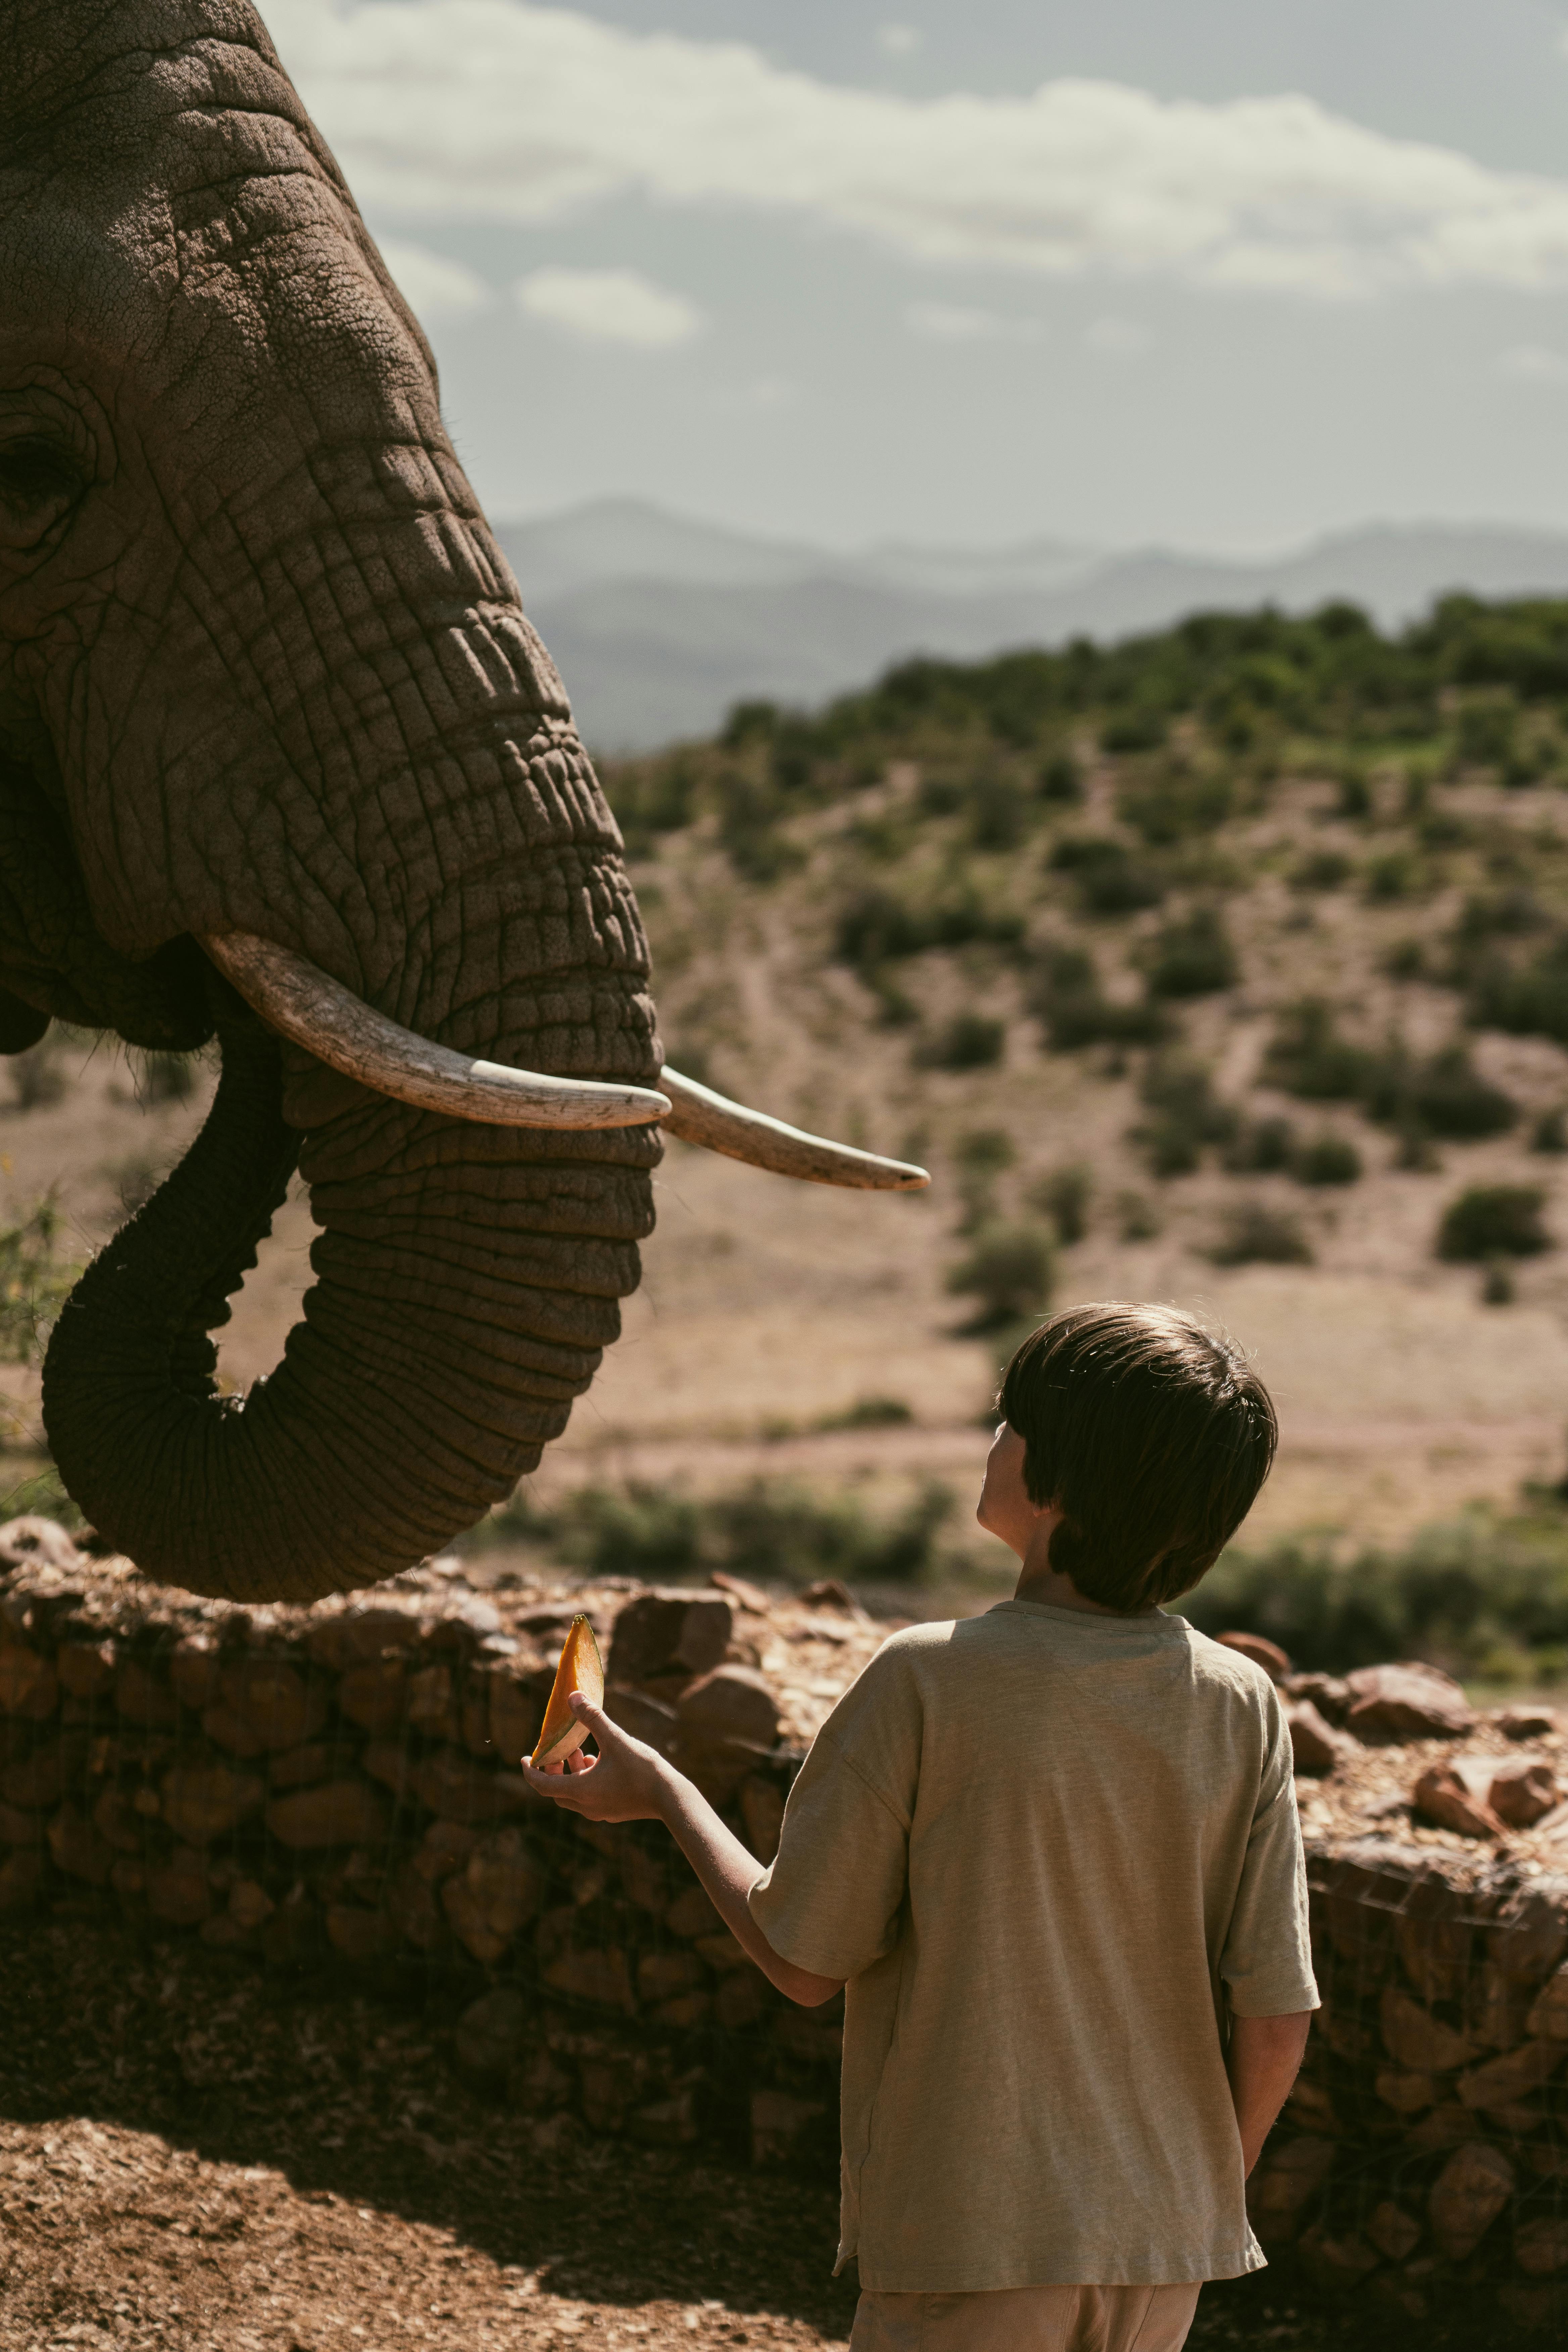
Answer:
[{"left": 529, "top": 1614, "right": 605, "bottom": 1767}]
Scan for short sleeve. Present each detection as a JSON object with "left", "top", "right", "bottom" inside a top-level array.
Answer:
[
  {"left": 1219, "top": 1687, "right": 1320, "bottom": 2017},
  {"left": 747, "top": 1642, "right": 920, "bottom": 1982}
]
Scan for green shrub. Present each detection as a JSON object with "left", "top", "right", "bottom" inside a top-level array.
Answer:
[
  {"left": 954, "top": 1127, "right": 1015, "bottom": 1229},
  {"left": 1531, "top": 1107, "right": 1568, "bottom": 1154},
  {"left": 1365, "top": 1043, "right": 1517, "bottom": 1141},
  {"left": 1262, "top": 1000, "right": 1374, "bottom": 1099},
  {"left": 834, "top": 884, "right": 1024, "bottom": 967},
  {"left": 1048, "top": 836, "right": 1166, "bottom": 915},
  {"left": 1100, "top": 708, "right": 1167, "bottom": 754},
  {"left": 1224, "top": 1117, "right": 1295, "bottom": 1174},
  {"left": 1289, "top": 850, "right": 1352, "bottom": 893},
  {"left": 1030, "top": 1163, "right": 1094, "bottom": 1245},
  {"left": 1038, "top": 751, "right": 1082, "bottom": 803},
  {"left": 1115, "top": 1189, "right": 1162, "bottom": 1241},
  {"left": 602, "top": 751, "right": 701, "bottom": 854},
  {"left": 136, "top": 1050, "right": 198, "bottom": 1105},
  {"left": 1436, "top": 1185, "right": 1552, "bottom": 1261},
  {"left": 917, "top": 1013, "right": 1006, "bottom": 1071},
  {"left": 967, "top": 774, "right": 1030, "bottom": 850},
  {"left": 1132, "top": 1056, "right": 1237, "bottom": 1177},
  {"left": 715, "top": 771, "right": 803, "bottom": 883},
  {"left": 816, "top": 1395, "right": 914, "bottom": 1431},
  {"left": 0, "top": 1195, "right": 78, "bottom": 1366},
  {"left": 1364, "top": 850, "right": 1419, "bottom": 901},
  {"left": 1205, "top": 1201, "right": 1314, "bottom": 1267},
  {"left": 945, "top": 1221, "right": 1056, "bottom": 1328},
  {"left": 483, "top": 1474, "right": 955, "bottom": 1587},
  {"left": 1142, "top": 906, "right": 1238, "bottom": 998},
  {"left": 9, "top": 1037, "right": 66, "bottom": 1111},
  {"left": 1187, "top": 1509, "right": 1568, "bottom": 1676},
  {"left": 1469, "top": 937, "right": 1568, "bottom": 1046},
  {"left": 1117, "top": 767, "right": 1232, "bottom": 847},
  {"left": 1029, "top": 946, "right": 1166, "bottom": 1052},
  {"left": 1291, "top": 1134, "right": 1362, "bottom": 1186}
]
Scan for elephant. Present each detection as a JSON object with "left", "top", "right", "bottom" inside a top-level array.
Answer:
[{"left": 0, "top": 0, "right": 925, "bottom": 1605}]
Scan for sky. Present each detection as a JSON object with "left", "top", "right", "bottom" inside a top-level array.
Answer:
[{"left": 264, "top": 1, "right": 1568, "bottom": 553}]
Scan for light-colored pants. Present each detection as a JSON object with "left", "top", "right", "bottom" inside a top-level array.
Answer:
[{"left": 849, "top": 2282, "right": 1202, "bottom": 2352}]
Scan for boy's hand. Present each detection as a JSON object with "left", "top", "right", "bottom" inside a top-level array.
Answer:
[{"left": 520, "top": 1692, "right": 670, "bottom": 1824}]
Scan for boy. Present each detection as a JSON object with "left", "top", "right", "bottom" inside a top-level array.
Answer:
[{"left": 525, "top": 1303, "right": 1318, "bottom": 2352}]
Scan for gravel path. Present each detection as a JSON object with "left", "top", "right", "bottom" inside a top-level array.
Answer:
[{"left": 0, "top": 1917, "right": 1509, "bottom": 2351}]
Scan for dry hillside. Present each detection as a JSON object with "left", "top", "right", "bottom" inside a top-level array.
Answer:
[{"left": 9, "top": 599, "right": 1568, "bottom": 1629}]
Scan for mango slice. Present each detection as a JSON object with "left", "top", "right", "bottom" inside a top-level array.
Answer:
[{"left": 529, "top": 1614, "right": 605, "bottom": 1767}]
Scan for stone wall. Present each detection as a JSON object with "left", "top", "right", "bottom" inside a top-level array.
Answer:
[
  {"left": 8, "top": 1510, "right": 1568, "bottom": 2314},
  {"left": 0, "top": 1517, "right": 884, "bottom": 2174},
  {"left": 1252, "top": 1649, "right": 1568, "bottom": 2333}
]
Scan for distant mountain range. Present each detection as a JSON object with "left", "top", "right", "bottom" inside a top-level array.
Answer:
[{"left": 492, "top": 499, "right": 1568, "bottom": 752}]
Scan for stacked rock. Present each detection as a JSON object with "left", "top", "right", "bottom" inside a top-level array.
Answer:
[
  {"left": 1222, "top": 1636, "right": 1568, "bottom": 2328},
  {"left": 0, "top": 1518, "right": 876, "bottom": 2172}
]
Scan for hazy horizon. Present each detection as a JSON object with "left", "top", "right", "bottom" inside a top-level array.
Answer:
[{"left": 267, "top": 2, "right": 1568, "bottom": 555}]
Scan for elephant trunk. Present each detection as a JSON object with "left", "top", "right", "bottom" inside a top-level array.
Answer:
[{"left": 42, "top": 994, "right": 655, "bottom": 1603}]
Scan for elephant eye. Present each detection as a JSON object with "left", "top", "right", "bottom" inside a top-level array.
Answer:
[{"left": 0, "top": 432, "right": 88, "bottom": 552}]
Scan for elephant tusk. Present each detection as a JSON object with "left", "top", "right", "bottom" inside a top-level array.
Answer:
[
  {"left": 199, "top": 932, "right": 672, "bottom": 1129},
  {"left": 657, "top": 1066, "right": 929, "bottom": 1190}
]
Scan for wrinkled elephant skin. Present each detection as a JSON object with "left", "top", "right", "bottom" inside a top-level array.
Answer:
[{"left": 0, "top": 2, "right": 663, "bottom": 1600}]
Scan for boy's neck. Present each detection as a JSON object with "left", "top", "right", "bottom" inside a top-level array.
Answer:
[{"left": 1013, "top": 1530, "right": 1161, "bottom": 1619}]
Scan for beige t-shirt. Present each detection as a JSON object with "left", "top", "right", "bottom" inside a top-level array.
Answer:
[{"left": 747, "top": 1599, "right": 1318, "bottom": 2292}]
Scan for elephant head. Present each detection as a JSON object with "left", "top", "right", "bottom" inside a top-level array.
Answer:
[{"left": 0, "top": 0, "right": 923, "bottom": 1603}]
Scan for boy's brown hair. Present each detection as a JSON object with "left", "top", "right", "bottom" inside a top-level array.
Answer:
[{"left": 998, "top": 1302, "right": 1277, "bottom": 1610}]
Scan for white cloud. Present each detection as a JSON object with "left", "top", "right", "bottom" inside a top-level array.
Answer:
[
  {"left": 514, "top": 264, "right": 703, "bottom": 346},
  {"left": 906, "top": 302, "right": 1044, "bottom": 343},
  {"left": 1084, "top": 315, "right": 1153, "bottom": 357},
  {"left": 1498, "top": 343, "right": 1568, "bottom": 384},
  {"left": 877, "top": 23, "right": 923, "bottom": 55},
  {"left": 377, "top": 237, "right": 493, "bottom": 321},
  {"left": 269, "top": 1, "right": 1568, "bottom": 298}
]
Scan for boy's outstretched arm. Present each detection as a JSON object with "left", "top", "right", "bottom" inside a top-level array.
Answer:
[
  {"left": 521, "top": 1692, "right": 844, "bottom": 2012},
  {"left": 1227, "top": 2010, "right": 1314, "bottom": 2176}
]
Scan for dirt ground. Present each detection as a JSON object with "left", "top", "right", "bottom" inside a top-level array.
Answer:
[{"left": 0, "top": 1916, "right": 1522, "bottom": 2352}]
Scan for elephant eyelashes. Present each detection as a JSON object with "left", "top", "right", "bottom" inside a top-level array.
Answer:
[{"left": 0, "top": 434, "right": 88, "bottom": 551}]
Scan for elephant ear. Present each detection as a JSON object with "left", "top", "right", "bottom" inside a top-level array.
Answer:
[{"left": 0, "top": 986, "right": 48, "bottom": 1055}]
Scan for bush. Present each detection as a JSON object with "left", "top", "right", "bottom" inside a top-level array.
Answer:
[
  {"left": 967, "top": 773, "right": 1030, "bottom": 850},
  {"left": 1262, "top": 1000, "right": 1374, "bottom": 1099},
  {"left": 1132, "top": 1056, "right": 1237, "bottom": 1177},
  {"left": 1142, "top": 906, "right": 1238, "bottom": 998},
  {"left": 1365, "top": 1043, "right": 1517, "bottom": 1141},
  {"left": 1364, "top": 850, "right": 1418, "bottom": 901},
  {"left": 954, "top": 1127, "right": 1015, "bottom": 1229},
  {"left": 1048, "top": 837, "right": 1166, "bottom": 915},
  {"left": 1187, "top": 1508, "right": 1568, "bottom": 1676},
  {"left": 1291, "top": 1134, "right": 1362, "bottom": 1186},
  {"left": 1038, "top": 751, "right": 1082, "bottom": 803},
  {"left": 1100, "top": 707, "right": 1167, "bottom": 753},
  {"left": 482, "top": 1473, "right": 954, "bottom": 1586},
  {"left": 0, "top": 1195, "right": 78, "bottom": 1366},
  {"left": 1436, "top": 1185, "right": 1552, "bottom": 1262},
  {"left": 1205, "top": 1201, "right": 1314, "bottom": 1267},
  {"left": 1469, "top": 937, "right": 1568, "bottom": 1046},
  {"left": 1531, "top": 1107, "right": 1568, "bottom": 1154},
  {"left": 917, "top": 1014, "right": 1005, "bottom": 1071},
  {"left": 1289, "top": 850, "right": 1352, "bottom": 893},
  {"left": 9, "top": 1037, "right": 66, "bottom": 1111},
  {"left": 1117, "top": 767, "right": 1232, "bottom": 846},
  {"left": 945, "top": 1221, "right": 1056, "bottom": 1328},
  {"left": 1223, "top": 1117, "right": 1295, "bottom": 1174},
  {"left": 834, "top": 884, "right": 1023, "bottom": 967},
  {"left": 137, "top": 1050, "right": 198, "bottom": 1105},
  {"left": 1030, "top": 1163, "right": 1093, "bottom": 1245},
  {"left": 1029, "top": 946, "right": 1166, "bottom": 1052}
]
